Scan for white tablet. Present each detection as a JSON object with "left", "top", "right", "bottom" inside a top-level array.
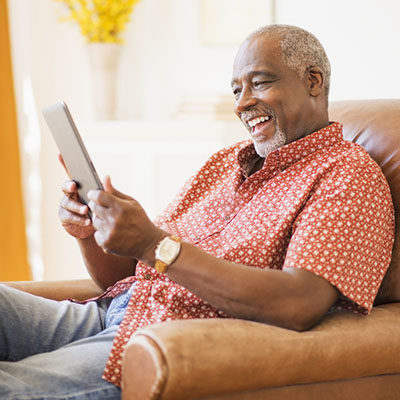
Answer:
[{"left": 42, "top": 101, "right": 103, "bottom": 207}]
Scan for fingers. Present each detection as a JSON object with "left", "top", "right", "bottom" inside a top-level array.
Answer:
[
  {"left": 88, "top": 190, "right": 134, "bottom": 222},
  {"left": 60, "top": 195, "right": 89, "bottom": 216},
  {"left": 91, "top": 212, "right": 104, "bottom": 231},
  {"left": 61, "top": 180, "right": 87, "bottom": 212},
  {"left": 91, "top": 213, "right": 114, "bottom": 254},
  {"left": 92, "top": 216, "right": 114, "bottom": 254},
  {"left": 59, "top": 178, "right": 94, "bottom": 239},
  {"left": 62, "top": 179, "right": 77, "bottom": 195},
  {"left": 87, "top": 191, "right": 112, "bottom": 212},
  {"left": 103, "top": 175, "right": 132, "bottom": 200},
  {"left": 62, "top": 180, "right": 81, "bottom": 203},
  {"left": 93, "top": 230, "right": 111, "bottom": 254},
  {"left": 87, "top": 176, "right": 132, "bottom": 210},
  {"left": 59, "top": 206, "right": 91, "bottom": 227}
]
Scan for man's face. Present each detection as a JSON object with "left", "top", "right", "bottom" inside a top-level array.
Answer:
[{"left": 231, "top": 34, "right": 315, "bottom": 157}]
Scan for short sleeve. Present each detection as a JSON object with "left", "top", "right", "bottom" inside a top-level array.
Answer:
[{"left": 283, "top": 155, "right": 394, "bottom": 314}]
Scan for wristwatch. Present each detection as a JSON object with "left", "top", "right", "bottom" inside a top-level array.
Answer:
[{"left": 154, "top": 235, "right": 182, "bottom": 273}]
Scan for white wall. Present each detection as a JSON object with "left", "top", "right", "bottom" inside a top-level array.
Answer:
[
  {"left": 9, "top": 0, "right": 400, "bottom": 122},
  {"left": 7, "top": 0, "right": 400, "bottom": 280},
  {"left": 277, "top": 0, "right": 400, "bottom": 100},
  {"left": 8, "top": 0, "right": 242, "bottom": 121}
]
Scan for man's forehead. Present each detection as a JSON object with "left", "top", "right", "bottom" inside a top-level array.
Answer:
[
  {"left": 232, "top": 34, "right": 283, "bottom": 80},
  {"left": 237, "top": 34, "right": 282, "bottom": 62}
]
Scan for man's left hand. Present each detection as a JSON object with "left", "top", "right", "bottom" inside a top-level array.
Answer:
[{"left": 87, "top": 176, "right": 166, "bottom": 263}]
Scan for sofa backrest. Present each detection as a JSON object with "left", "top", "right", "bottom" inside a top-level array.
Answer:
[{"left": 329, "top": 99, "right": 400, "bottom": 304}]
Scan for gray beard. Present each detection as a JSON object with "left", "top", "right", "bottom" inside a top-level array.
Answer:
[{"left": 253, "top": 126, "right": 287, "bottom": 158}]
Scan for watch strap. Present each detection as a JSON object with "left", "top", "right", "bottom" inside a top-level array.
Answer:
[{"left": 154, "top": 260, "right": 168, "bottom": 274}]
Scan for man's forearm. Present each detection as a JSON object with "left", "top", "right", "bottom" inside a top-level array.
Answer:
[
  {"left": 77, "top": 235, "right": 136, "bottom": 290},
  {"left": 146, "top": 241, "right": 338, "bottom": 331}
]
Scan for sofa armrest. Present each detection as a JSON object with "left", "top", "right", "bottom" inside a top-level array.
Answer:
[
  {"left": 121, "top": 303, "right": 400, "bottom": 400},
  {"left": 3, "top": 279, "right": 103, "bottom": 301}
]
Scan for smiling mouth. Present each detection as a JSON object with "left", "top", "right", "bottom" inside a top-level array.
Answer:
[{"left": 246, "top": 115, "right": 273, "bottom": 133}]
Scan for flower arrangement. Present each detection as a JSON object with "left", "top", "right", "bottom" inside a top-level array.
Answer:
[{"left": 55, "top": 0, "right": 141, "bottom": 43}]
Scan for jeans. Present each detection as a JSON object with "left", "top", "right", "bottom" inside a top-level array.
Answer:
[{"left": 0, "top": 283, "right": 131, "bottom": 400}]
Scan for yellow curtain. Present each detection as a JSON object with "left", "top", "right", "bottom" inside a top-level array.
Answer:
[{"left": 0, "top": 0, "right": 31, "bottom": 280}]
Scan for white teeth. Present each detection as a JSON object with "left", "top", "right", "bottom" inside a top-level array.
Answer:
[{"left": 247, "top": 115, "right": 271, "bottom": 128}]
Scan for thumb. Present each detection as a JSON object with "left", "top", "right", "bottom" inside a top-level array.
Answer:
[
  {"left": 57, "top": 154, "right": 72, "bottom": 179},
  {"left": 103, "top": 175, "right": 132, "bottom": 200}
]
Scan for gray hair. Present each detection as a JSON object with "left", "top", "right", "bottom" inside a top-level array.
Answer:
[{"left": 248, "top": 24, "right": 331, "bottom": 101}]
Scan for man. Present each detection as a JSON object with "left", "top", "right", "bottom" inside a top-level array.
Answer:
[{"left": 0, "top": 25, "right": 394, "bottom": 399}]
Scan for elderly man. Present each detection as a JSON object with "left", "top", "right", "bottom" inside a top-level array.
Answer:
[{"left": 0, "top": 25, "right": 394, "bottom": 399}]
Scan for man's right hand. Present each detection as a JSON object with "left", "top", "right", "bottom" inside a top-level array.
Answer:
[{"left": 59, "top": 180, "right": 95, "bottom": 239}]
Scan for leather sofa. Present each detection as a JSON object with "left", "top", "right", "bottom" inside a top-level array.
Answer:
[{"left": 6, "top": 99, "right": 400, "bottom": 399}]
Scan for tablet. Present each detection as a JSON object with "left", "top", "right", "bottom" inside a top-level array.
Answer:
[{"left": 42, "top": 101, "right": 103, "bottom": 207}]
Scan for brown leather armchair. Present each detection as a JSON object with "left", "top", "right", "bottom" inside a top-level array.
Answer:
[{"left": 6, "top": 99, "right": 400, "bottom": 399}]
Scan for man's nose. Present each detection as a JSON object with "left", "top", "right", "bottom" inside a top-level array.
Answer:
[{"left": 234, "top": 88, "right": 257, "bottom": 113}]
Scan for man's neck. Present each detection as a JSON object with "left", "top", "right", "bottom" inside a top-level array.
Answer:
[{"left": 248, "top": 157, "right": 264, "bottom": 176}]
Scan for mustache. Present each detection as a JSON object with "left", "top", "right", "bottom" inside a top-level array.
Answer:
[{"left": 240, "top": 107, "right": 276, "bottom": 123}]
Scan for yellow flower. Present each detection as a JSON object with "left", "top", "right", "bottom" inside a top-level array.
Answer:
[{"left": 54, "top": 0, "right": 140, "bottom": 43}]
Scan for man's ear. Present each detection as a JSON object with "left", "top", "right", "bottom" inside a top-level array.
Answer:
[{"left": 306, "top": 66, "right": 324, "bottom": 97}]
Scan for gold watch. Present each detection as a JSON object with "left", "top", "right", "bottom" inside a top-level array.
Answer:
[{"left": 154, "top": 235, "right": 181, "bottom": 273}]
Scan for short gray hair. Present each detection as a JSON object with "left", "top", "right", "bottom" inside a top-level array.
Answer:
[{"left": 248, "top": 24, "right": 331, "bottom": 101}]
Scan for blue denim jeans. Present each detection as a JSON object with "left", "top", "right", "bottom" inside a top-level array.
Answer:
[{"left": 0, "top": 283, "right": 132, "bottom": 400}]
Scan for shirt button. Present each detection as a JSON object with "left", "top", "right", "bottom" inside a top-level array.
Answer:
[
  {"left": 224, "top": 215, "right": 231, "bottom": 221},
  {"left": 144, "top": 274, "right": 152, "bottom": 280}
]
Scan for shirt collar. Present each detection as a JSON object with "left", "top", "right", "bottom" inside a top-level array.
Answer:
[{"left": 238, "top": 121, "right": 343, "bottom": 176}]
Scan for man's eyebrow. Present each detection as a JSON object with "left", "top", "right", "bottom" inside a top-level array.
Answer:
[
  {"left": 250, "top": 70, "right": 278, "bottom": 79},
  {"left": 231, "top": 71, "right": 278, "bottom": 87}
]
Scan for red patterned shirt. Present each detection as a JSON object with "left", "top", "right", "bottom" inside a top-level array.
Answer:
[{"left": 102, "top": 122, "right": 394, "bottom": 386}]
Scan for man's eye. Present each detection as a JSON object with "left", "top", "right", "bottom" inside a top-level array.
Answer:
[
  {"left": 254, "top": 81, "right": 268, "bottom": 87},
  {"left": 232, "top": 88, "right": 241, "bottom": 97}
]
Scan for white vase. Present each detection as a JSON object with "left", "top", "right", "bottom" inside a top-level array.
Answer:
[{"left": 87, "top": 43, "right": 121, "bottom": 120}]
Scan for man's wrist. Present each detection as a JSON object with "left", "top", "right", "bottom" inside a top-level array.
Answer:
[
  {"left": 154, "top": 236, "right": 182, "bottom": 273},
  {"left": 140, "top": 230, "right": 168, "bottom": 267}
]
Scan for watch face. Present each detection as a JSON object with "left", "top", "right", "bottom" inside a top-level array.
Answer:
[
  {"left": 163, "top": 240, "right": 178, "bottom": 260},
  {"left": 156, "top": 237, "right": 181, "bottom": 264}
]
